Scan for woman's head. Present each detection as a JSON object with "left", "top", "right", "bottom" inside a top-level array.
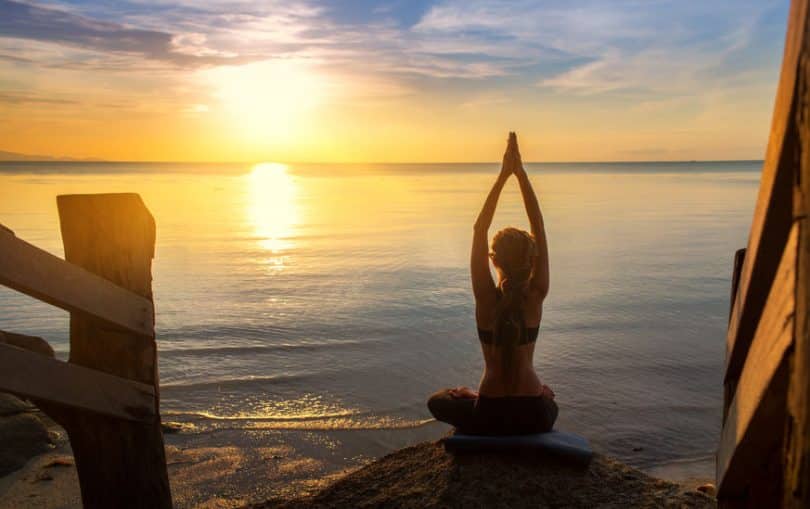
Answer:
[{"left": 490, "top": 227, "right": 536, "bottom": 290}]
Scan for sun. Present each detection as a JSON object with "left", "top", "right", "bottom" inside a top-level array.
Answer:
[
  {"left": 247, "top": 163, "right": 299, "bottom": 257},
  {"left": 206, "top": 60, "right": 326, "bottom": 141}
]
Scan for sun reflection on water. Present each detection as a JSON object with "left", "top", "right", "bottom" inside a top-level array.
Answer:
[{"left": 247, "top": 163, "right": 299, "bottom": 263}]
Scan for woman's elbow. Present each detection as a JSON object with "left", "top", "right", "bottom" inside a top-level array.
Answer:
[{"left": 534, "top": 280, "right": 550, "bottom": 300}]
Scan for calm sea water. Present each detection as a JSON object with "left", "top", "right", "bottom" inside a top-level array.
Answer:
[{"left": 0, "top": 161, "right": 761, "bottom": 480}]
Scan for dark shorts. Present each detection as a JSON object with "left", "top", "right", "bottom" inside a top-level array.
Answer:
[{"left": 427, "top": 388, "right": 558, "bottom": 436}]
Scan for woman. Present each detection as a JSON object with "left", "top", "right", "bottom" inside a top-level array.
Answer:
[{"left": 427, "top": 132, "right": 557, "bottom": 435}]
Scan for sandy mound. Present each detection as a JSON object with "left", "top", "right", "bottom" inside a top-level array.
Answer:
[{"left": 249, "top": 440, "right": 716, "bottom": 509}]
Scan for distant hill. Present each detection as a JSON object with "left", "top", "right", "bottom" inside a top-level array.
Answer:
[{"left": 0, "top": 150, "right": 103, "bottom": 162}]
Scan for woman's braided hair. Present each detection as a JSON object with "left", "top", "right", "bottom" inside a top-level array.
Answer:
[{"left": 490, "top": 227, "right": 536, "bottom": 378}]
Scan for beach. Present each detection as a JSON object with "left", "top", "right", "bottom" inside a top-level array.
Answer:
[
  {"left": 0, "top": 161, "right": 758, "bottom": 505},
  {"left": 0, "top": 410, "right": 716, "bottom": 508}
]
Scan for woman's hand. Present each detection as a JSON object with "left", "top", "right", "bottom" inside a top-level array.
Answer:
[
  {"left": 499, "top": 132, "right": 518, "bottom": 180},
  {"left": 509, "top": 132, "right": 526, "bottom": 177},
  {"left": 449, "top": 386, "right": 479, "bottom": 399}
]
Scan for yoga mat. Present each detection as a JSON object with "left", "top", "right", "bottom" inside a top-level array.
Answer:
[{"left": 444, "top": 430, "right": 593, "bottom": 465}]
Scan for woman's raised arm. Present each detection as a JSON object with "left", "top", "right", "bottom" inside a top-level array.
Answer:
[
  {"left": 512, "top": 134, "right": 550, "bottom": 299},
  {"left": 471, "top": 137, "right": 513, "bottom": 304}
]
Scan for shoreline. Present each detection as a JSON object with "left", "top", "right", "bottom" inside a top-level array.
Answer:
[{"left": 0, "top": 411, "right": 716, "bottom": 508}]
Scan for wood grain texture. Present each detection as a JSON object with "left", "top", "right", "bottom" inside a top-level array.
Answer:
[
  {"left": 784, "top": 0, "right": 810, "bottom": 503},
  {"left": 0, "top": 330, "right": 54, "bottom": 357},
  {"left": 0, "top": 343, "right": 155, "bottom": 422},
  {"left": 724, "top": 248, "right": 748, "bottom": 424},
  {"left": 0, "top": 227, "right": 154, "bottom": 337},
  {"left": 729, "top": 249, "right": 747, "bottom": 323},
  {"left": 56, "top": 193, "right": 172, "bottom": 509},
  {"left": 718, "top": 225, "right": 797, "bottom": 497},
  {"left": 725, "top": 0, "right": 808, "bottom": 391},
  {"left": 718, "top": 4, "right": 810, "bottom": 506}
]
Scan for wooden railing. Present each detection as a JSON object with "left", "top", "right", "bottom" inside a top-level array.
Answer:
[
  {"left": 717, "top": 0, "right": 810, "bottom": 507},
  {"left": 0, "top": 193, "right": 172, "bottom": 508}
]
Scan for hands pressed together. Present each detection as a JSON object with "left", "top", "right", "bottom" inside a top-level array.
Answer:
[{"left": 500, "top": 131, "right": 526, "bottom": 179}]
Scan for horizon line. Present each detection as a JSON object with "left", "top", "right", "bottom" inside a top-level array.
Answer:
[{"left": 0, "top": 158, "right": 766, "bottom": 165}]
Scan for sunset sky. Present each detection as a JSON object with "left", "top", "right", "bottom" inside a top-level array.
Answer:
[{"left": 0, "top": 0, "right": 790, "bottom": 163}]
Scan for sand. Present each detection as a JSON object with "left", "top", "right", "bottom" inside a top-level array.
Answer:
[
  {"left": 0, "top": 423, "right": 350, "bottom": 509},
  {"left": 0, "top": 417, "right": 716, "bottom": 509},
  {"left": 251, "top": 441, "right": 716, "bottom": 509}
]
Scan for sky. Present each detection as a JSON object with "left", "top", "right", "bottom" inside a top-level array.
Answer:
[{"left": 0, "top": 0, "right": 791, "bottom": 162}]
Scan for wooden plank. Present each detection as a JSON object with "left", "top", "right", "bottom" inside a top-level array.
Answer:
[
  {"left": 0, "top": 329, "right": 54, "bottom": 357},
  {"left": 784, "top": 0, "right": 810, "bottom": 503},
  {"left": 717, "top": 224, "right": 797, "bottom": 496},
  {"left": 55, "top": 193, "right": 172, "bottom": 509},
  {"left": 0, "top": 228, "right": 154, "bottom": 338},
  {"left": 724, "top": 248, "right": 747, "bottom": 423},
  {"left": 725, "top": 0, "right": 808, "bottom": 387},
  {"left": 0, "top": 343, "right": 155, "bottom": 422},
  {"left": 729, "top": 249, "right": 746, "bottom": 323}
]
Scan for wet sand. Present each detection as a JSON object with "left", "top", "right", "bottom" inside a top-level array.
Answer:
[{"left": 0, "top": 416, "right": 429, "bottom": 508}]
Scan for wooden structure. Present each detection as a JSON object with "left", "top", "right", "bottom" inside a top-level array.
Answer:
[
  {"left": 717, "top": 1, "right": 810, "bottom": 507},
  {"left": 0, "top": 194, "right": 172, "bottom": 508}
]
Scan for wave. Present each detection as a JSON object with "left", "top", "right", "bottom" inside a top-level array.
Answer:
[
  {"left": 647, "top": 452, "right": 715, "bottom": 467},
  {"left": 239, "top": 417, "right": 435, "bottom": 431},
  {"left": 162, "top": 409, "right": 435, "bottom": 431},
  {"left": 158, "top": 323, "right": 295, "bottom": 342},
  {"left": 160, "top": 372, "right": 313, "bottom": 390},
  {"left": 158, "top": 338, "right": 382, "bottom": 356},
  {"left": 163, "top": 409, "right": 366, "bottom": 422}
]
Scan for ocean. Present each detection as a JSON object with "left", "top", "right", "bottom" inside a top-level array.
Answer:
[{"left": 0, "top": 160, "right": 761, "bottom": 486}]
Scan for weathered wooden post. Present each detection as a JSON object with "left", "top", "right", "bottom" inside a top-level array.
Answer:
[
  {"left": 717, "top": 1, "right": 810, "bottom": 506},
  {"left": 784, "top": 1, "right": 810, "bottom": 502},
  {"left": 55, "top": 193, "right": 172, "bottom": 508}
]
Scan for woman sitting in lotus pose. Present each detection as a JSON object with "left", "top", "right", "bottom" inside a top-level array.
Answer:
[{"left": 427, "top": 132, "right": 557, "bottom": 435}]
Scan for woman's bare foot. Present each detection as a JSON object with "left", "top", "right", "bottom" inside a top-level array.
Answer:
[{"left": 448, "top": 386, "right": 478, "bottom": 399}]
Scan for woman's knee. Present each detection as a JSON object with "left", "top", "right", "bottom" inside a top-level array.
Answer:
[
  {"left": 544, "top": 398, "right": 559, "bottom": 431},
  {"left": 426, "top": 389, "right": 453, "bottom": 420}
]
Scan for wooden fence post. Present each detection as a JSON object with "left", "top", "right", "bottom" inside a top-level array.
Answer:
[
  {"left": 717, "top": 2, "right": 810, "bottom": 505},
  {"left": 784, "top": 7, "right": 810, "bottom": 503},
  {"left": 56, "top": 193, "right": 172, "bottom": 509}
]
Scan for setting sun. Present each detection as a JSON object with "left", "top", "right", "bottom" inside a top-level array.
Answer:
[{"left": 205, "top": 60, "right": 327, "bottom": 143}]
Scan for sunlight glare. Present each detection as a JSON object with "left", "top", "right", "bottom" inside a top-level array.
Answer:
[
  {"left": 247, "top": 163, "right": 299, "bottom": 259},
  {"left": 207, "top": 60, "right": 325, "bottom": 140}
]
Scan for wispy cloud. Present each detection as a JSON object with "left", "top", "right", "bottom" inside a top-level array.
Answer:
[
  {"left": 411, "top": 0, "right": 781, "bottom": 94},
  {"left": 0, "top": 0, "right": 785, "bottom": 85},
  {"left": 0, "top": 52, "right": 32, "bottom": 64},
  {"left": 0, "top": 90, "right": 79, "bottom": 105},
  {"left": 0, "top": 0, "right": 257, "bottom": 67}
]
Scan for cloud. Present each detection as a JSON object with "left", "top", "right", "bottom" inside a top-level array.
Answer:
[
  {"left": 0, "top": 0, "right": 789, "bottom": 92},
  {"left": 412, "top": 0, "right": 784, "bottom": 93},
  {"left": 0, "top": 89, "right": 142, "bottom": 110},
  {"left": 0, "top": 52, "right": 32, "bottom": 64},
  {"left": 0, "top": 0, "right": 255, "bottom": 67},
  {"left": 0, "top": 90, "right": 79, "bottom": 105},
  {"left": 0, "top": 0, "right": 576, "bottom": 79}
]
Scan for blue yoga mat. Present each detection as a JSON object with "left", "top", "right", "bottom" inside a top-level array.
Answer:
[{"left": 443, "top": 430, "right": 593, "bottom": 465}]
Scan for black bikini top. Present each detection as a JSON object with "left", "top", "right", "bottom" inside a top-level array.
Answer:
[{"left": 477, "top": 326, "right": 539, "bottom": 345}]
